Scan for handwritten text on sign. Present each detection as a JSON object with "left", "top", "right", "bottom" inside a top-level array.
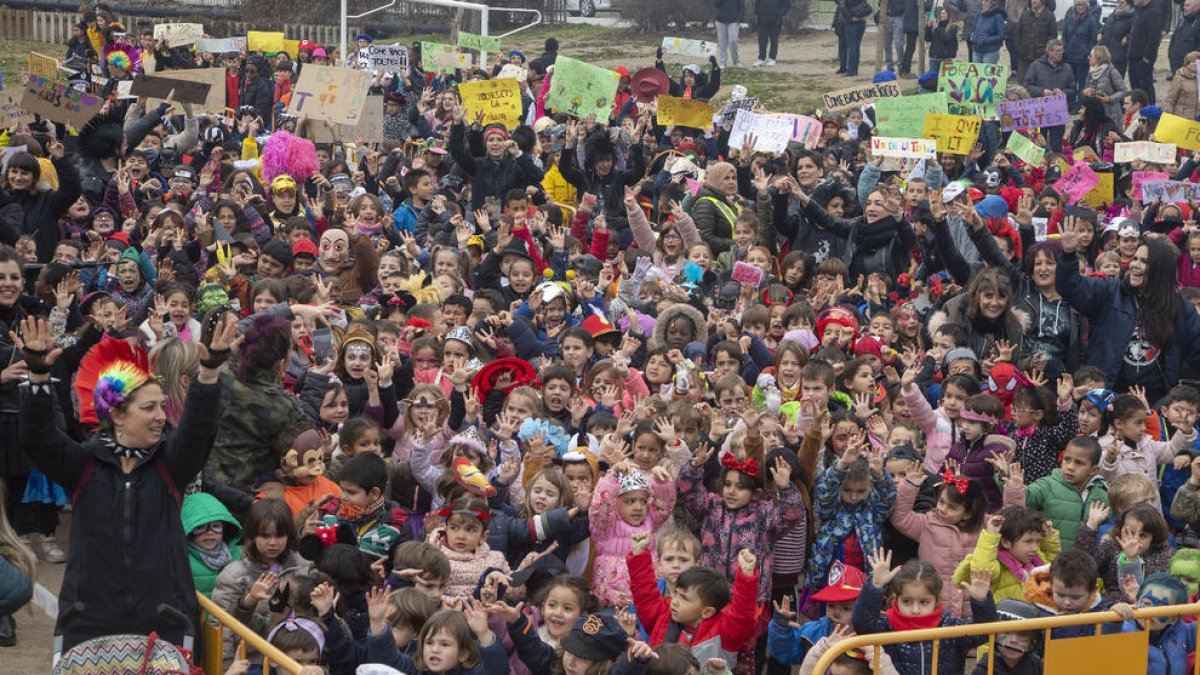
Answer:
[
  {"left": 458, "top": 78, "right": 522, "bottom": 129},
  {"left": 20, "top": 75, "right": 104, "bottom": 127},
  {"left": 923, "top": 113, "right": 982, "bottom": 154},
  {"left": 1140, "top": 180, "right": 1200, "bottom": 202},
  {"left": 1113, "top": 141, "right": 1177, "bottom": 164},
  {"left": 545, "top": 56, "right": 619, "bottom": 121},
  {"left": 1006, "top": 131, "right": 1045, "bottom": 167},
  {"left": 938, "top": 61, "right": 1008, "bottom": 119},
  {"left": 821, "top": 82, "right": 902, "bottom": 111},
  {"left": 660, "top": 37, "right": 717, "bottom": 58},
  {"left": 875, "top": 92, "right": 948, "bottom": 138},
  {"left": 1053, "top": 162, "right": 1101, "bottom": 205},
  {"left": 729, "top": 108, "right": 796, "bottom": 153},
  {"left": 286, "top": 64, "right": 371, "bottom": 125},
  {"left": 996, "top": 93, "right": 1069, "bottom": 131},
  {"left": 870, "top": 137, "right": 938, "bottom": 159},
  {"left": 1153, "top": 113, "right": 1200, "bottom": 151},
  {"left": 655, "top": 95, "right": 715, "bottom": 129},
  {"left": 367, "top": 45, "right": 409, "bottom": 73}
]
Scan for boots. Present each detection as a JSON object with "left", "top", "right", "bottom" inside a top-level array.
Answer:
[{"left": 0, "top": 613, "right": 15, "bottom": 647}]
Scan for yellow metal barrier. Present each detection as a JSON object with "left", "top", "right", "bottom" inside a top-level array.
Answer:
[
  {"left": 813, "top": 602, "right": 1200, "bottom": 675},
  {"left": 196, "top": 592, "right": 304, "bottom": 675}
]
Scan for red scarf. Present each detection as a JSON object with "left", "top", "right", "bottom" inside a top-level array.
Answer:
[{"left": 886, "top": 604, "right": 944, "bottom": 631}]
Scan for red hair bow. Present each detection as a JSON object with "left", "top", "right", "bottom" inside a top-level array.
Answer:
[
  {"left": 940, "top": 469, "right": 969, "bottom": 495},
  {"left": 721, "top": 453, "right": 760, "bottom": 478}
]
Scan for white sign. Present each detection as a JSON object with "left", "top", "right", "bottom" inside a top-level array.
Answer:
[
  {"left": 869, "top": 136, "right": 938, "bottom": 159},
  {"left": 194, "top": 37, "right": 247, "bottom": 54},
  {"left": 728, "top": 108, "right": 794, "bottom": 153},
  {"left": 153, "top": 23, "right": 204, "bottom": 48},
  {"left": 497, "top": 63, "right": 528, "bottom": 80},
  {"left": 661, "top": 37, "right": 717, "bottom": 58},
  {"left": 0, "top": 146, "right": 27, "bottom": 173},
  {"left": 367, "top": 44, "right": 409, "bottom": 73},
  {"left": 1113, "top": 141, "right": 1177, "bottom": 164}
]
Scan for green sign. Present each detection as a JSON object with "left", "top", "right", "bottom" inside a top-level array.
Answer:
[
  {"left": 938, "top": 61, "right": 1009, "bottom": 120},
  {"left": 1006, "top": 131, "right": 1045, "bottom": 167},
  {"left": 457, "top": 31, "right": 501, "bottom": 52},
  {"left": 874, "top": 92, "right": 949, "bottom": 138},
  {"left": 545, "top": 56, "right": 620, "bottom": 121}
]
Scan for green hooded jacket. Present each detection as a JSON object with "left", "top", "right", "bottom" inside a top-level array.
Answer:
[{"left": 181, "top": 493, "right": 243, "bottom": 596}]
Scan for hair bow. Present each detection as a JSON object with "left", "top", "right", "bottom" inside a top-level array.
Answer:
[
  {"left": 940, "top": 468, "right": 969, "bottom": 495},
  {"left": 721, "top": 453, "right": 760, "bottom": 478}
]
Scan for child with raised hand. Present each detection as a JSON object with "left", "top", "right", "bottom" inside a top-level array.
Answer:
[
  {"left": 427, "top": 496, "right": 512, "bottom": 599},
  {"left": 628, "top": 533, "right": 760, "bottom": 670},
  {"left": 899, "top": 361, "right": 980, "bottom": 475},
  {"left": 769, "top": 562, "right": 867, "bottom": 666},
  {"left": 798, "top": 625, "right": 901, "bottom": 675},
  {"left": 1076, "top": 501, "right": 1176, "bottom": 606},
  {"left": 805, "top": 432, "right": 896, "bottom": 602},
  {"left": 1007, "top": 375, "right": 1081, "bottom": 483},
  {"left": 365, "top": 594, "right": 509, "bottom": 675},
  {"left": 852, "top": 548, "right": 998, "bottom": 675},
  {"left": 1098, "top": 392, "right": 1197, "bottom": 496},
  {"left": 952, "top": 507, "right": 1061, "bottom": 604},
  {"left": 1024, "top": 436, "right": 1109, "bottom": 548},
  {"left": 678, "top": 407, "right": 805, "bottom": 602},
  {"left": 589, "top": 454, "right": 675, "bottom": 608}
]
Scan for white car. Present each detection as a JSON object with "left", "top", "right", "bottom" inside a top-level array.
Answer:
[{"left": 562, "top": 0, "right": 615, "bottom": 17}]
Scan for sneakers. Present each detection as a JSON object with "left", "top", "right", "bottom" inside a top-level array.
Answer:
[
  {"left": 36, "top": 534, "right": 66, "bottom": 564},
  {"left": 753, "top": 59, "right": 765, "bottom": 67},
  {"left": 765, "top": 59, "right": 777, "bottom": 67}
]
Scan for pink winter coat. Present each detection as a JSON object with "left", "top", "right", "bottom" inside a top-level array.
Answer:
[
  {"left": 1097, "top": 430, "right": 1196, "bottom": 499},
  {"left": 903, "top": 384, "right": 957, "bottom": 474},
  {"left": 588, "top": 469, "right": 675, "bottom": 608},
  {"left": 889, "top": 477, "right": 1025, "bottom": 617},
  {"left": 627, "top": 204, "right": 702, "bottom": 280}
]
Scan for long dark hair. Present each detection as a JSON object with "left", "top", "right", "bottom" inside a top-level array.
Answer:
[{"left": 1138, "top": 238, "right": 1181, "bottom": 351}]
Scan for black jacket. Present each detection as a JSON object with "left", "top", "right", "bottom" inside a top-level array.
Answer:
[
  {"left": 447, "top": 122, "right": 545, "bottom": 211},
  {"left": 714, "top": 0, "right": 745, "bottom": 23},
  {"left": 926, "top": 21, "right": 960, "bottom": 59},
  {"left": 755, "top": 0, "right": 791, "bottom": 21},
  {"left": 1129, "top": 1, "right": 1165, "bottom": 63},
  {"left": 1100, "top": 7, "right": 1135, "bottom": 68},
  {"left": 20, "top": 378, "right": 222, "bottom": 650},
  {"left": 0, "top": 155, "right": 82, "bottom": 261},
  {"left": 1170, "top": 11, "right": 1200, "bottom": 72},
  {"left": 238, "top": 75, "right": 274, "bottom": 124}
]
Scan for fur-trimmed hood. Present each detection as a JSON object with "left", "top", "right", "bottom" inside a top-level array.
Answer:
[{"left": 650, "top": 302, "right": 707, "bottom": 351}]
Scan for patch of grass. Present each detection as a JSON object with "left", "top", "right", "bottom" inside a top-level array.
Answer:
[{"left": 1, "top": 40, "right": 62, "bottom": 88}]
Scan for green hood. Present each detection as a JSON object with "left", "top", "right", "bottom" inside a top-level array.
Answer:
[{"left": 181, "top": 493, "right": 242, "bottom": 544}]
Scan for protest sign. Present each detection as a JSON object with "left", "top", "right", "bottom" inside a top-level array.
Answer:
[
  {"left": 1113, "top": 141, "right": 1177, "bottom": 164},
  {"left": 1079, "top": 171, "right": 1114, "bottom": 208},
  {"left": 0, "top": 146, "right": 27, "bottom": 174},
  {"left": 145, "top": 68, "right": 226, "bottom": 114},
  {"left": 996, "top": 93, "right": 1069, "bottom": 131},
  {"left": 1140, "top": 180, "right": 1200, "bottom": 202},
  {"left": 1155, "top": 113, "right": 1200, "bottom": 151},
  {"left": 1032, "top": 217, "right": 1049, "bottom": 241},
  {"left": 130, "top": 74, "right": 211, "bottom": 105},
  {"left": 1053, "top": 162, "right": 1101, "bottom": 205},
  {"left": 421, "top": 42, "right": 472, "bottom": 72},
  {"left": 1006, "top": 131, "right": 1045, "bottom": 167},
  {"left": 660, "top": 37, "right": 717, "bottom": 58},
  {"left": 459, "top": 78, "right": 522, "bottom": 128},
  {"left": 875, "top": 92, "right": 948, "bottom": 137},
  {"left": 1132, "top": 171, "right": 1170, "bottom": 199},
  {"left": 0, "top": 90, "right": 34, "bottom": 126},
  {"left": 545, "top": 56, "right": 619, "bottom": 121},
  {"left": 20, "top": 75, "right": 103, "bottom": 127},
  {"left": 869, "top": 137, "right": 937, "bottom": 159},
  {"left": 717, "top": 97, "right": 759, "bottom": 125},
  {"left": 153, "top": 23, "right": 204, "bottom": 48},
  {"left": 922, "top": 113, "right": 982, "bottom": 154},
  {"left": 27, "top": 53, "right": 58, "bottom": 80},
  {"left": 821, "top": 82, "right": 902, "bottom": 111},
  {"left": 729, "top": 108, "right": 795, "bottom": 153},
  {"left": 938, "top": 61, "right": 1008, "bottom": 119},
  {"left": 497, "top": 64, "right": 527, "bottom": 80},
  {"left": 194, "top": 37, "right": 246, "bottom": 54},
  {"left": 307, "top": 95, "right": 385, "bottom": 143},
  {"left": 281, "top": 40, "right": 300, "bottom": 59},
  {"left": 247, "top": 31, "right": 285, "bottom": 54},
  {"left": 457, "top": 31, "right": 500, "bottom": 52},
  {"left": 287, "top": 64, "right": 371, "bottom": 125},
  {"left": 367, "top": 45, "right": 409, "bottom": 73},
  {"left": 783, "top": 114, "right": 823, "bottom": 147},
  {"left": 656, "top": 95, "right": 715, "bottom": 129}
]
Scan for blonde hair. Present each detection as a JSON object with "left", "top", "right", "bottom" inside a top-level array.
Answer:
[
  {"left": 149, "top": 338, "right": 200, "bottom": 427},
  {"left": 0, "top": 483, "right": 34, "bottom": 583},
  {"left": 655, "top": 526, "right": 701, "bottom": 560},
  {"left": 1108, "top": 474, "right": 1158, "bottom": 517},
  {"left": 520, "top": 466, "right": 575, "bottom": 517},
  {"left": 1187, "top": 51, "right": 1200, "bottom": 67},
  {"left": 1091, "top": 45, "right": 1111, "bottom": 65}
]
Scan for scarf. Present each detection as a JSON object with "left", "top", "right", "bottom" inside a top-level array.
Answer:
[
  {"left": 188, "top": 540, "right": 232, "bottom": 571},
  {"left": 1088, "top": 63, "right": 1108, "bottom": 83},
  {"left": 337, "top": 494, "right": 385, "bottom": 523},
  {"left": 886, "top": 603, "right": 944, "bottom": 631},
  {"left": 779, "top": 377, "right": 801, "bottom": 403},
  {"left": 354, "top": 219, "right": 383, "bottom": 236},
  {"left": 852, "top": 216, "right": 898, "bottom": 252},
  {"left": 997, "top": 549, "right": 1043, "bottom": 583}
]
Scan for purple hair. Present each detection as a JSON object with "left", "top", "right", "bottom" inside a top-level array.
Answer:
[{"left": 237, "top": 314, "right": 293, "bottom": 383}]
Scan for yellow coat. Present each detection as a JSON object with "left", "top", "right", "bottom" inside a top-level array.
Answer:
[
  {"left": 952, "top": 528, "right": 1062, "bottom": 604},
  {"left": 542, "top": 162, "right": 576, "bottom": 207}
]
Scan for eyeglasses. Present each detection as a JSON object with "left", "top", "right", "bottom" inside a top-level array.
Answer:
[
  {"left": 191, "top": 522, "right": 224, "bottom": 535},
  {"left": 1010, "top": 408, "right": 1035, "bottom": 415}
]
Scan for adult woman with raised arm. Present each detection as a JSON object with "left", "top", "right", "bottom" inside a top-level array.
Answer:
[
  {"left": 1057, "top": 216, "right": 1200, "bottom": 403},
  {"left": 16, "top": 313, "right": 239, "bottom": 650}
]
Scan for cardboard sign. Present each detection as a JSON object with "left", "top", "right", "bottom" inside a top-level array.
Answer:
[
  {"left": 729, "top": 108, "right": 795, "bottom": 153},
  {"left": 875, "top": 92, "right": 949, "bottom": 137},
  {"left": 777, "top": 114, "right": 823, "bottom": 147},
  {"left": 717, "top": 96, "right": 759, "bottom": 125},
  {"left": 0, "top": 90, "right": 34, "bottom": 126},
  {"left": 730, "top": 261, "right": 764, "bottom": 287},
  {"left": 870, "top": 136, "right": 937, "bottom": 159},
  {"left": 545, "top": 56, "right": 619, "bottom": 121},
  {"left": 821, "top": 82, "right": 902, "bottom": 111},
  {"left": 1132, "top": 171, "right": 1170, "bottom": 200},
  {"left": 922, "top": 113, "right": 981, "bottom": 154},
  {"left": 1053, "top": 162, "right": 1101, "bottom": 205},
  {"left": 129, "top": 73, "right": 211, "bottom": 105},
  {"left": 421, "top": 42, "right": 472, "bottom": 72},
  {"left": 1113, "top": 141, "right": 1177, "bottom": 164},
  {"left": 287, "top": 64, "right": 372, "bottom": 125},
  {"left": 1154, "top": 113, "right": 1200, "bottom": 151},
  {"left": 938, "top": 61, "right": 1008, "bottom": 119},
  {"left": 1006, "top": 131, "right": 1045, "bottom": 167},
  {"left": 997, "top": 93, "right": 1069, "bottom": 131},
  {"left": 367, "top": 45, "right": 409, "bottom": 73},
  {"left": 27, "top": 53, "right": 58, "bottom": 80},
  {"left": 457, "top": 31, "right": 500, "bottom": 52},
  {"left": 497, "top": 64, "right": 527, "bottom": 80},
  {"left": 1079, "top": 171, "right": 1114, "bottom": 208},
  {"left": 459, "top": 78, "right": 522, "bottom": 129},
  {"left": 247, "top": 31, "right": 285, "bottom": 54},
  {"left": 656, "top": 95, "right": 715, "bottom": 129},
  {"left": 194, "top": 37, "right": 246, "bottom": 54},
  {"left": 153, "top": 23, "right": 204, "bottom": 48},
  {"left": 20, "top": 75, "right": 103, "bottom": 127},
  {"left": 145, "top": 68, "right": 226, "bottom": 114},
  {"left": 660, "top": 37, "right": 717, "bottom": 58},
  {"left": 306, "top": 95, "right": 386, "bottom": 143},
  {"left": 0, "top": 145, "right": 27, "bottom": 173},
  {"left": 1139, "top": 179, "right": 1200, "bottom": 202}
]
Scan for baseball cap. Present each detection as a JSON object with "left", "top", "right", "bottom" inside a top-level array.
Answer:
[{"left": 811, "top": 562, "right": 868, "bottom": 603}]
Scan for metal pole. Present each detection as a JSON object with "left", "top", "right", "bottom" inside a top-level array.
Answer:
[
  {"left": 480, "top": 6, "right": 489, "bottom": 68},
  {"left": 339, "top": 0, "right": 346, "bottom": 66}
]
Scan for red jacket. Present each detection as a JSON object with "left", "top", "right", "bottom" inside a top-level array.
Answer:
[{"left": 627, "top": 549, "right": 759, "bottom": 668}]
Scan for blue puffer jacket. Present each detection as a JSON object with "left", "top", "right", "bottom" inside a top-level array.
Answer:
[
  {"left": 970, "top": 5, "right": 1007, "bottom": 53},
  {"left": 1129, "top": 617, "right": 1198, "bottom": 675},
  {"left": 1061, "top": 9, "right": 1099, "bottom": 63},
  {"left": 1057, "top": 250, "right": 1200, "bottom": 389},
  {"left": 852, "top": 581, "right": 999, "bottom": 674}
]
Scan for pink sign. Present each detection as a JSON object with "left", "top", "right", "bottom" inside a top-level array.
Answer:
[
  {"left": 1131, "top": 171, "right": 1170, "bottom": 202},
  {"left": 997, "top": 93, "right": 1070, "bottom": 132},
  {"left": 1053, "top": 162, "right": 1101, "bottom": 205},
  {"left": 730, "top": 261, "right": 764, "bottom": 287}
]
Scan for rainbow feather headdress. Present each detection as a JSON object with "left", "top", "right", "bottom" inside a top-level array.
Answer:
[{"left": 76, "top": 336, "right": 153, "bottom": 425}]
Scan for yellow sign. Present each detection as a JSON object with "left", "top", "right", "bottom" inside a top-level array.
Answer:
[
  {"left": 1154, "top": 112, "right": 1200, "bottom": 151},
  {"left": 27, "top": 52, "right": 58, "bottom": 80},
  {"left": 459, "top": 78, "right": 523, "bottom": 129},
  {"left": 923, "top": 113, "right": 982, "bottom": 154},
  {"left": 247, "top": 31, "right": 285, "bottom": 54},
  {"left": 281, "top": 39, "right": 300, "bottom": 59},
  {"left": 1079, "top": 171, "right": 1114, "bottom": 208},
  {"left": 655, "top": 95, "right": 715, "bottom": 130}
]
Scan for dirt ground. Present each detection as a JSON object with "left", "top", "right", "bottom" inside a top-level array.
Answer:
[{"left": 8, "top": 519, "right": 67, "bottom": 674}]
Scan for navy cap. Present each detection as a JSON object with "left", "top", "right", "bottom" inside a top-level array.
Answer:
[{"left": 561, "top": 614, "right": 628, "bottom": 662}]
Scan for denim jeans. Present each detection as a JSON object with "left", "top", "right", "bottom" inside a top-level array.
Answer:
[
  {"left": 716, "top": 22, "right": 740, "bottom": 66},
  {"left": 975, "top": 50, "right": 1000, "bottom": 64},
  {"left": 845, "top": 20, "right": 867, "bottom": 75},
  {"left": 886, "top": 16, "right": 905, "bottom": 68}
]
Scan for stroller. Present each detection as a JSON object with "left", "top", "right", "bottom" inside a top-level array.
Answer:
[{"left": 51, "top": 602, "right": 202, "bottom": 674}]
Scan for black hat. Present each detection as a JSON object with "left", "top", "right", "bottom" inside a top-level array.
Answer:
[
  {"left": 885, "top": 443, "right": 919, "bottom": 463},
  {"left": 499, "top": 238, "right": 533, "bottom": 265},
  {"left": 570, "top": 254, "right": 603, "bottom": 279},
  {"left": 561, "top": 614, "right": 628, "bottom": 662}
]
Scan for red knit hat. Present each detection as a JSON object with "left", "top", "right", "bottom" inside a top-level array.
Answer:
[{"left": 292, "top": 238, "right": 318, "bottom": 259}]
